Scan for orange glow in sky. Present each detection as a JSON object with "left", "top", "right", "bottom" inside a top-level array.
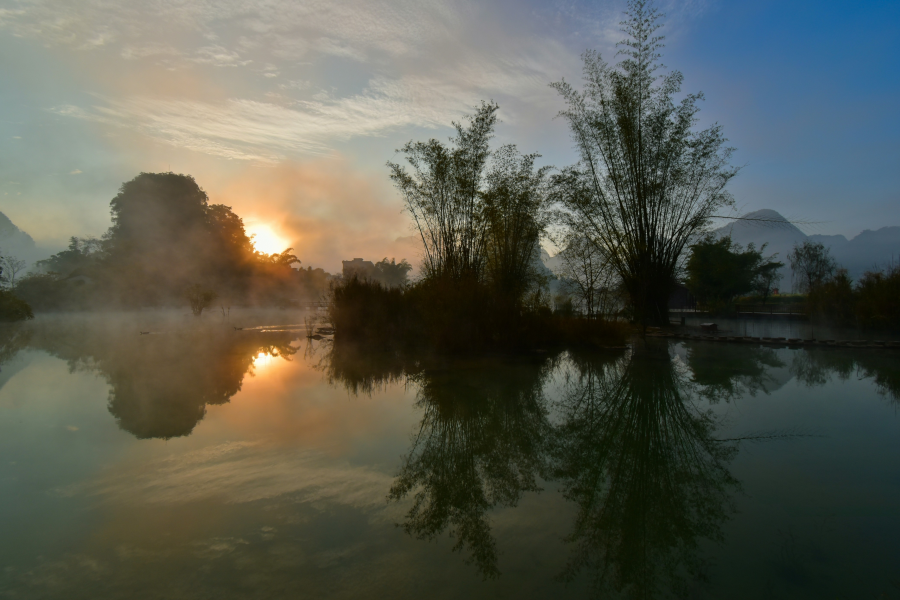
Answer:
[{"left": 247, "top": 224, "right": 289, "bottom": 256}]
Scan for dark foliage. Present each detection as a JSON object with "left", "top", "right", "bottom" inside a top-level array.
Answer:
[
  {"left": 855, "top": 265, "right": 900, "bottom": 330},
  {"left": 16, "top": 173, "right": 333, "bottom": 312},
  {"left": 802, "top": 263, "right": 900, "bottom": 330},
  {"left": 789, "top": 240, "right": 836, "bottom": 294},
  {"left": 686, "top": 235, "right": 783, "bottom": 312},
  {"left": 806, "top": 269, "right": 855, "bottom": 326},
  {"left": 0, "top": 289, "right": 34, "bottom": 321},
  {"left": 329, "top": 276, "right": 628, "bottom": 353}
]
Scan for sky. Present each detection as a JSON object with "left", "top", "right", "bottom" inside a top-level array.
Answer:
[{"left": 0, "top": 0, "right": 898, "bottom": 272}]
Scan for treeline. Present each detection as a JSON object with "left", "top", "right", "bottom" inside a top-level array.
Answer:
[
  {"left": 684, "top": 236, "right": 900, "bottom": 330},
  {"left": 329, "top": 103, "right": 628, "bottom": 351},
  {"left": 791, "top": 240, "right": 900, "bottom": 329},
  {"left": 13, "top": 172, "right": 332, "bottom": 313}
]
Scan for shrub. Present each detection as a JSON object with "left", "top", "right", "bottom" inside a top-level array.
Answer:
[
  {"left": 0, "top": 290, "right": 34, "bottom": 322},
  {"left": 329, "top": 277, "right": 406, "bottom": 344},
  {"left": 329, "top": 274, "right": 629, "bottom": 353},
  {"left": 807, "top": 269, "right": 855, "bottom": 326},
  {"left": 856, "top": 265, "right": 900, "bottom": 330}
]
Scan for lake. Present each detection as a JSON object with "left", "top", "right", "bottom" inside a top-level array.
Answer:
[{"left": 0, "top": 313, "right": 898, "bottom": 599}]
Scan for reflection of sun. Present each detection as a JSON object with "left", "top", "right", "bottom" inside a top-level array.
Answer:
[
  {"left": 247, "top": 224, "right": 288, "bottom": 255},
  {"left": 253, "top": 351, "right": 274, "bottom": 371}
]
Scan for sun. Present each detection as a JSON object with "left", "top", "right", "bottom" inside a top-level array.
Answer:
[{"left": 247, "top": 224, "right": 289, "bottom": 255}]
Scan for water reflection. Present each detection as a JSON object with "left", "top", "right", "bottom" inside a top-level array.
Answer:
[
  {"left": 790, "top": 348, "right": 900, "bottom": 403},
  {"left": 552, "top": 348, "right": 739, "bottom": 598},
  {"left": 3, "top": 318, "right": 899, "bottom": 597},
  {"left": 683, "top": 342, "right": 785, "bottom": 401},
  {"left": 29, "top": 321, "right": 299, "bottom": 438},
  {"left": 0, "top": 323, "right": 31, "bottom": 366},
  {"left": 387, "top": 356, "right": 557, "bottom": 579},
  {"left": 325, "top": 342, "right": 751, "bottom": 592},
  {"left": 322, "top": 341, "right": 406, "bottom": 396}
]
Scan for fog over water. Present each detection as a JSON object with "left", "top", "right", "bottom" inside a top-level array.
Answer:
[{"left": 0, "top": 312, "right": 897, "bottom": 598}]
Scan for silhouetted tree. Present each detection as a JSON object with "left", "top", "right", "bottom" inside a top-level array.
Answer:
[
  {"left": 185, "top": 284, "right": 217, "bottom": 317},
  {"left": 482, "top": 145, "right": 551, "bottom": 308},
  {"left": 388, "top": 102, "right": 498, "bottom": 283},
  {"left": 0, "top": 255, "right": 26, "bottom": 287},
  {"left": 20, "top": 173, "right": 332, "bottom": 311},
  {"left": 551, "top": 0, "right": 738, "bottom": 326},
  {"left": 789, "top": 240, "right": 836, "bottom": 294},
  {"left": 556, "top": 233, "right": 620, "bottom": 318},
  {"left": 373, "top": 258, "right": 412, "bottom": 288},
  {"left": 753, "top": 256, "right": 783, "bottom": 304},
  {"left": 685, "top": 236, "right": 782, "bottom": 310}
]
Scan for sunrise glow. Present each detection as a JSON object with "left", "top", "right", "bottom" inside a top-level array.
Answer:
[{"left": 247, "top": 224, "right": 288, "bottom": 256}]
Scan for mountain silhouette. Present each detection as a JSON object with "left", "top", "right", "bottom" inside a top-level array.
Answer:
[
  {"left": 0, "top": 211, "right": 38, "bottom": 262},
  {"left": 712, "top": 210, "right": 900, "bottom": 286}
]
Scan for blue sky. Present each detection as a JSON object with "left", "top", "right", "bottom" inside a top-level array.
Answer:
[{"left": 0, "top": 0, "right": 897, "bottom": 271}]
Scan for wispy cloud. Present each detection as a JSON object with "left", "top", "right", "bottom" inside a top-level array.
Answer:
[
  {"left": 0, "top": 0, "right": 462, "bottom": 63},
  {"left": 49, "top": 44, "right": 569, "bottom": 163},
  {"left": 8, "top": 0, "right": 589, "bottom": 162}
]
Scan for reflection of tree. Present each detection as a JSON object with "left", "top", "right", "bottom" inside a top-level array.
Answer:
[
  {"left": 322, "top": 340, "right": 406, "bottom": 396},
  {"left": 0, "top": 323, "right": 31, "bottom": 366},
  {"left": 388, "top": 356, "right": 557, "bottom": 579},
  {"left": 791, "top": 348, "right": 900, "bottom": 403},
  {"left": 684, "top": 342, "right": 784, "bottom": 401},
  {"left": 552, "top": 348, "right": 739, "bottom": 599},
  {"left": 31, "top": 321, "right": 297, "bottom": 439}
]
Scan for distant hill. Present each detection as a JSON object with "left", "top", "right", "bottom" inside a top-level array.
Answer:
[
  {"left": 539, "top": 209, "right": 900, "bottom": 291},
  {"left": 0, "top": 211, "right": 37, "bottom": 263},
  {"left": 711, "top": 209, "right": 900, "bottom": 286}
]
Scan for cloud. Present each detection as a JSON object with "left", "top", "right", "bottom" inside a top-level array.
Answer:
[
  {"left": 0, "top": 0, "right": 462, "bottom": 63},
  {"left": 69, "top": 169, "right": 82, "bottom": 174},
  {"left": 47, "top": 36, "right": 573, "bottom": 164},
  {"left": 11, "top": 0, "right": 586, "bottom": 164}
]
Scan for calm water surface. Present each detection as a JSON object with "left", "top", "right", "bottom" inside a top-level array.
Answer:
[{"left": 0, "top": 314, "right": 898, "bottom": 599}]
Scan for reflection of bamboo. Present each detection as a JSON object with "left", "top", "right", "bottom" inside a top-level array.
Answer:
[
  {"left": 554, "top": 350, "right": 739, "bottom": 597},
  {"left": 389, "top": 360, "right": 552, "bottom": 580}
]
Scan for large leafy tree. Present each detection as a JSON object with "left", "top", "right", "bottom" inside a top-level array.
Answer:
[
  {"left": 552, "top": 0, "right": 739, "bottom": 326},
  {"left": 685, "top": 236, "right": 783, "bottom": 310},
  {"left": 19, "top": 172, "right": 312, "bottom": 310}
]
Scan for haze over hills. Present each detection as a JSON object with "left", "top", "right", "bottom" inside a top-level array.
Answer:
[
  {"left": 539, "top": 209, "right": 900, "bottom": 291},
  {"left": 712, "top": 209, "right": 900, "bottom": 286},
  {"left": 0, "top": 211, "right": 38, "bottom": 264}
]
